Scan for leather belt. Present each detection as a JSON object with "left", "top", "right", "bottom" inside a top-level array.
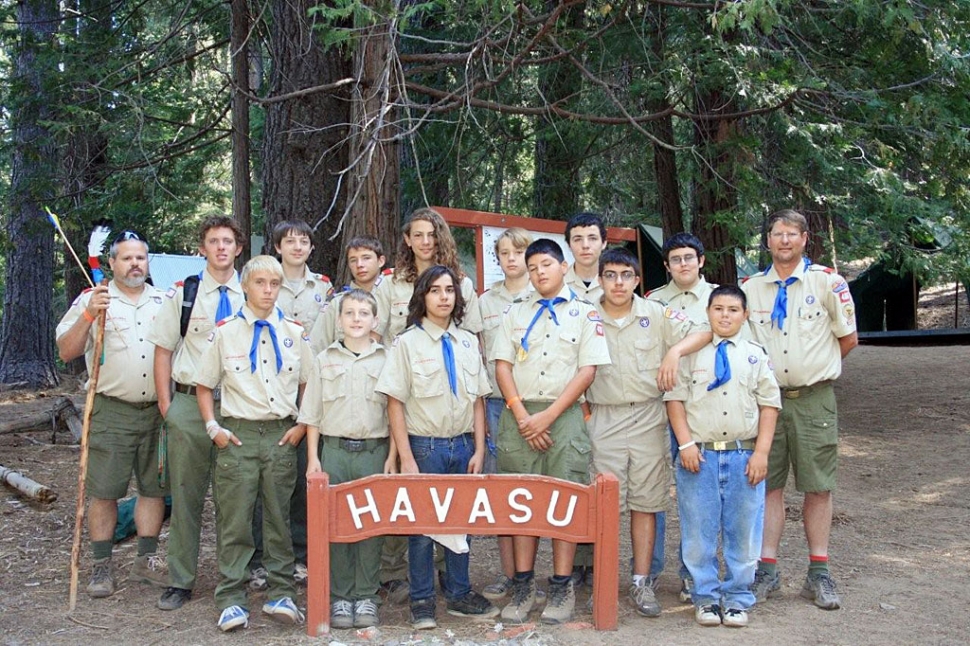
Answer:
[
  {"left": 781, "top": 380, "right": 832, "bottom": 400},
  {"left": 698, "top": 439, "right": 756, "bottom": 452},
  {"left": 322, "top": 436, "right": 388, "bottom": 453}
]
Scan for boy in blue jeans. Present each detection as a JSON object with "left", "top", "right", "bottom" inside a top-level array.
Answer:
[{"left": 664, "top": 285, "right": 780, "bottom": 628}]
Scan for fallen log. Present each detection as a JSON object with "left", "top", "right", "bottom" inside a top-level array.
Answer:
[
  {"left": 0, "top": 464, "right": 57, "bottom": 503},
  {"left": 0, "top": 397, "right": 82, "bottom": 442}
]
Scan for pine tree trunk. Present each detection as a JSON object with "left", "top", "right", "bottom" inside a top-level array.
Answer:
[
  {"left": 0, "top": 0, "right": 60, "bottom": 389},
  {"left": 231, "top": 0, "right": 252, "bottom": 264}
]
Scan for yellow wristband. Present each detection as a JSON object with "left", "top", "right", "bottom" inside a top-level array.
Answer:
[{"left": 505, "top": 396, "right": 522, "bottom": 409}]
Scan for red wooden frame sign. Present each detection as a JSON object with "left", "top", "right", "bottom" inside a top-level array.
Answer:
[{"left": 306, "top": 472, "right": 620, "bottom": 635}]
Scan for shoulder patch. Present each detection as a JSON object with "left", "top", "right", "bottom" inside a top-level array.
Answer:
[
  {"left": 175, "top": 280, "right": 185, "bottom": 287},
  {"left": 165, "top": 287, "right": 177, "bottom": 299},
  {"left": 586, "top": 310, "right": 602, "bottom": 322},
  {"left": 82, "top": 287, "right": 94, "bottom": 294},
  {"left": 320, "top": 274, "right": 332, "bottom": 283},
  {"left": 809, "top": 264, "right": 834, "bottom": 274},
  {"left": 382, "top": 268, "right": 395, "bottom": 276}
]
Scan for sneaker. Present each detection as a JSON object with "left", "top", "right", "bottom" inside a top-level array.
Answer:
[
  {"left": 293, "top": 563, "right": 308, "bottom": 586},
  {"left": 722, "top": 608, "right": 749, "bottom": 628},
  {"left": 263, "top": 596, "right": 305, "bottom": 624},
  {"left": 800, "top": 572, "right": 842, "bottom": 610},
  {"left": 695, "top": 604, "right": 722, "bottom": 627},
  {"left": 353, "top": 599, "right": 380, "bottom": 628},
  {"left": 751, "top": 568, "right": 780, "bottom": 602},
  {"left": 380, "top": 579, "right": 410, "bottom": 605},
  {"left": 130, "top": 553, "right": 168, "bottom": 587},
  {"left": 330, "top": 599, "right": 354, "bottom": 629},
  {"left": 483, "top": 574, "right": 513, "bottom": 600},
  {"left": 570, "top": 565, "right": 585, "bottom": 587},
  {"left": 540, "top": 578, "right": 575, "bottom": 625},
  {"left": 409, "top": 598, "right": 437, "bottom": 630},
  {"left": 86, "top": 557, "right": 115, "bottom": 598},
  {"left": 501, "top": 576, "right": 537, "bottom": 623},
  {"left": 447, "top": 590, "right": 499, "bottom": 619},
  {"left": 217, "top": 605, "right": 249, "bottom": 632},
  {"left": 679, "top": 575, "right": 694, "bottom": 603},
  {"left": 157, "top": 586, "right": 192, "bottom": 610},
  {"left": 249, "top": 566, "right": 269, "bottom": 592},
  {"left": 629, "top": 579, "right": 661, "bottom": 617}
]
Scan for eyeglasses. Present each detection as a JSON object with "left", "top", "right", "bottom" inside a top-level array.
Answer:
[
  {"left": 113, "top": 230, "right": 147, "bottom": 244},
  {"left": 667, "top": 254, "right": 697, "bottom": 266},
  {"left": 769, "top": 231, "right": 804, "bottom": 241},
  {"left": 602, "top": 270, "right": 636, "bottom": 283}
]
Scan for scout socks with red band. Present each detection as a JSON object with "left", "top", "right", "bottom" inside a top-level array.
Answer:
[
  {"left": 758, "top": 557, "right": 778, "bottom": 576},
  {"left": 809, "top": 555, "right": 830, "bottom": 576}
]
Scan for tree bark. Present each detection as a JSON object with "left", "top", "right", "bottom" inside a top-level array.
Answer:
[
  {"left": 0, "top": 0, "right": 60, "bottom": 389},
  {"left": 231, "top": 0, "right": 252, "bottom": 264}
]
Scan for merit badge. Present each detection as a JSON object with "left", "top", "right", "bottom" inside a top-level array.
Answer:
[
  {"left": 639, "top": 317, "right": 650, "bottom": 328},
  {"left": 283, "top": 337, "right": 294, "bottom": 348},
  {"left": 569, "top": 308, "right": 580, "bottom": 317},
  {"left": 839, "top": 290, "right": 851, "bottom": 303},
  {"left": 587, "top": 310, "right": 602, "bottom": 322},
  {"left": 315, "top": 293, "right": 323, "bottom": 302},
  {"left": 517, "top": 346, "right": 529, "bottom": 362},
  {"left": 805, "top": 295, "right": 816, "bottom": 305},
  {"left": 165, "top": 287, "right": 176, "bottom": 299},
  {"left": 462, "top": 339, "right": 471, "bottom": 348},
  {"left": 748, "top": 355, "right": 758, "bottom": 364},
  {"left": 832, "top": 281, "right": 847, "bottom": 293},
  {"left": 843, "top": 304, "right": 854, "bottom": 318},
  {"left": 595, "top": 323, "right": 604, "bottom": 337}
]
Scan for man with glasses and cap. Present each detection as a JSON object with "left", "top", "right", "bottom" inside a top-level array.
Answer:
[
  {"left": 56, "top": 229, "right": 169, "bottom": 598},
  {"left": 147, "top": 215, "right": 246, "bottom": 611}
]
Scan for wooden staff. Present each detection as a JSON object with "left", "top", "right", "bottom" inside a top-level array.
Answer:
[{"left": 68, "top": 283, "right": 108, "bottom": 612}]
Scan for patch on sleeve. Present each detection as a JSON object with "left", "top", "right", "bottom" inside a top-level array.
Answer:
[
  {"left": 326, "top": 286, "right": 335, "bottom": 298},
  {"left": 165, "top": 287, "right": 177, "bottom": 299},
  {"left": 664, "top": 307, "right": 688, "bottom": 322},
  {"left": 843, "top": 304, "right": 854, "bottom": 319},
  {"left": 748, "top": 354, "right": 758, "bottom": 364},
  {"left": 595, "top": 323, "right": 604, "bottom": 336},
  {"left": 839, "top": 290, "right": 851, "bottom": 303},
  {"left": 587, "top": 310, "right": 602, "bottom": 322},
  {"left": 302, "top": 331, "right": 310, "bottom": 342},
  {"left": 382, "top": 268, "right": 395, "bottom": 276},
  {"left": 832, "top": 280, "right": 848, "bottom": 293}
]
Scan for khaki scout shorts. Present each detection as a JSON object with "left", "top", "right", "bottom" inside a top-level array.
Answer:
[
  {"left": 588, "top": 402, "right": 669, "bottom": 513},
  {"left": 497, "top": 401, "right": 590, "bottom": 485},
  {"left": 768, "top": 382, "right": 838, "bottom": 493},
  {"left": 86, "top": 394, "right": 167, "bottom": 499}
]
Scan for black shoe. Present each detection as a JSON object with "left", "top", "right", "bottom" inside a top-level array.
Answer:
[
  {"left": 158, "top": 586, "right": 192, "bottom": 611},
  {"left": 409, "top": 598, "right": 437, "bottom": 630},
  {"left": 446, "top": 590, "right": 499, "bottom": 618}
]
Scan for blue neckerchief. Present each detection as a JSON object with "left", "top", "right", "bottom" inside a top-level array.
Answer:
[
  {"left": 441, "top": 331, "right": 458, "bottom": 397},
  {"left": 766, "top": 257, "right": 810, "bottom": 330},
  {"left": 707, "top": 339, "right": 732, "bottom": 391},
  {"left": 520, "top": 292, "right": 573, "bottom": 352},
  {"left": 238, "top": 307, "right": 284, "bottom": 373},
  {"left": 200, "top": 271, "right": 237, "bottom": 323}
]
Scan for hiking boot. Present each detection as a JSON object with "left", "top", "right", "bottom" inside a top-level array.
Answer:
[
  {"left": 353, "top": 599, "right": 380, "bottom": 628},
  {"left": 87, "top": 557, "right": 115, "bottom": 598},
  {"left": 218, "top": 605, "right": 249, "bottom": 632},
  {"left": 501, "top": 576, "right": 537, "bottom": 623},
  {"left": 158, "top": 586, "right": 192, "bottom": 610},
  {"left": 483, "top": 574, "right": 513, "bottom": 600},
  {"left": 695, "top": 603, "right": 722, "bottom": 626},
  {"left": 629, "top": 579, "right": 661, "bottom": 617},
  {"left": 446, "top": 590, "right": 499, "bottom": 619},
  {"left": 249, "top": 566, "right": 269, "bottom": 592},
  {"left": 130, "top": 553, "right": 168, "bottom": 587},
  {"left": 294, "top": 563, "right": 308, "bottom": 586},
  {"left": 263, "top": 596, "right": 305, "bottom": 624},
  {"left": 751, "top": 568, "right": 780, "bottom": 602},
  {"left": 540, "top": 578, "right": 575, "bottom": 625},
  {"left": 679, "top": 575, "right": 694, "bottom": 603},
  {"left": 570, "top": 565, "right": 585, "bottom": 587},
  {"left": 330, "top": 599, "right": 354, "bottom": 629},
  {"left": 380, "top": 579, "right": 410, "bottom": 605},
  {"left": 409, "top": 598, "right": 437, "bottom": 630},
  {"left": 800, "top": 572, "right": 842, "bottom": 610},
  {"left": 722, "top": 608, "right": 749, "bottom": 628}
]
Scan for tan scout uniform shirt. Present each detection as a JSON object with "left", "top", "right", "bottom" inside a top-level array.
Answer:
[
  {"left": 146, "top": 270, "right": 244, "bottom": 386},
  {"left": 276, "top": 269, "right": 333, "bottom": 330},
  {"left": 565, "top": 265, "right": 603, "bottom": 305},
  {"left": 665, "top": 334, "right": 781, "bottom": 442},
  {"left": 196, "top": 305, "right": 314, "bottom": 420},
  {"left": 376, "top": 319, "right": 490, "bottom": 438},
  {"left": 479, "top": 280, "right": 532, "bottom": 397},
  {"left": 742, "top": 259, "right": 856, "bottom": 389},
  {"left": 375, "top": 273, "right": 483, "bottom": 341},
  {"left": 56, "top": 281, "right": 164, "bottom": 403},
  {"left": 586, "top": 295, "right": 694, "bottom": 406},
  {"left": 298, "top": 341, "right": 388, "bottom": 439},
  {"left": 492, "top": 286, "right": 612, "bottom": 402},
  {"left": 307, "top": 277, "right": 384, "bottom": 355},
  {"left": 648, "top": 276, "right": 716, "bottom": 324}
]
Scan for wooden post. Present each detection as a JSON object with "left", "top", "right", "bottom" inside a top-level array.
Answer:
[
  {"left": 591, "top": 472, "right": 620, "bottom": 630},
  {"left": 306, "top": 472, "right": 331, "bottom": 637}
]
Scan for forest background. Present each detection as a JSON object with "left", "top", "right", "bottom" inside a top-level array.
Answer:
[{"left": 1, "top": 0, "right": 968, "bottom": 388}]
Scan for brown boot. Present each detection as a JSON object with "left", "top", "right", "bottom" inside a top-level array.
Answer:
[
  {"left": 130, "top": 553, "right": 169, "bottom": 587},
  {"left": 87, "top": 557, "right": 115, "bottom": 598}
]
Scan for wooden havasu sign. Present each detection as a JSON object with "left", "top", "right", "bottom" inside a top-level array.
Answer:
[{"left": 305, "top": 472, "right": 620, "bottom": 635}]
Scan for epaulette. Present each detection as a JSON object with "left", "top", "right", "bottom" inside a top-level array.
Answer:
[
  {"left": 809, "top": 264, "right": 834, "bottom": 274},
  {"left": 288, "top": 317, "right": 305, "bottom": 328},
  {"left": 316, "top": 273, "right": 332, "bottom": 283},
  {"left": 741, "top": 275, "right": 752, "bottom": 284},
  {"left": 175, "top": 280, "right": 185, "bottom": 287},
  {"left": 575, "top": 296, "right": 594, "bottom": 306},
  {"left": 748, "top": 340, "right": 769, "bottom": 354},
  {"left": 382, "top": 268, "right": 394, "bottom": 275}
]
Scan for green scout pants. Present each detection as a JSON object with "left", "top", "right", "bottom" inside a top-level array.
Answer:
[
  {"left": 165, "top": 391, "right": 216, "bottom": 590},
  {"left": 213, "top": 417, "right": 298, "bottom": 610},
  {"left": 320, "top": 436, "right": 389, "bottom": 602}
]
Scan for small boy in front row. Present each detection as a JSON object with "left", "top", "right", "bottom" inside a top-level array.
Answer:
[
  {"left": 300, "top": 289, "right": 392, "bottom": 629},
  {"left": 195, "top": 255, "right": 314, "bottom": 632},
  {"left": 664, "top": 284, "right": 781, "bottom": 628},
  {"left": 375, "top": 265, "right": 498, "bottom": 630}
]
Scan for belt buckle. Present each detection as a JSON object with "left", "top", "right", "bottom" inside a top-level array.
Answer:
[
  {"left": 785, "top": 388, "right": 800, "bottom": 399},
  {"left": 342, "top": 439, "right": 365, "bottom": 452},
  {"left": 711, "top": 441, "right": 729, "bottom": 451}
]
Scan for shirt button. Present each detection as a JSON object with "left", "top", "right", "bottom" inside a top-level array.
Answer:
[
  {"left": 540, "top": 371, "right": 545, "bottom": 375},
  {"left": 539, "top": 391, "right": 544, "bottom": 396},
  {"left": 723, "top": 391, "right": 728, "bottom": 396},
  {"left": 723, "top": 411, "right": 728, "bottom": 415},
  {"left": 784, "top": 369, "right": 789, "bottom": 373},
  {"left": 723, "top": 431, "right": 728, "bottom": 435}
]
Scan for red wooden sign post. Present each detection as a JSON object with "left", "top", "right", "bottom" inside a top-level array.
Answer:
[{"left": 306, "top": 472, "right": 620, "bottom": 635}]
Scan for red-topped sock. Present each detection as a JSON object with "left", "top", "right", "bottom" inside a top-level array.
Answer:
[
  {"left": 808, "top": 555, "right": 829, "bottom": 576},
  {"left": 758, "top": 557, "right": 778, "bottom": 576}
]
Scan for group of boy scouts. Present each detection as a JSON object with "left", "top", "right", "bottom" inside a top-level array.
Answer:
[{"left": 56, "top": 206, "right": 857, "bottom": 632}]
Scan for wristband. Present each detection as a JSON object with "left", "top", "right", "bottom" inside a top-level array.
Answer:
[
  {"left": 678, "top": 440, "right": 697, "bottom": 451},
  {"left": 505, "top": 396, "right": 522, "bottom": 409},
  {"left": 584, "top": 413, "right": 592, "bottom": 422},
  {"left": 82, "top": 310, "right": 96, "bottom": 323}
]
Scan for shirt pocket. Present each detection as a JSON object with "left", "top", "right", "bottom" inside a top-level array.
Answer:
[
  {"left": 460, "top": 358, "right": 482, "bottom": 396},
  {"left": 412, "top": 361, "right": 444, "bottom": 398},
  {"left": 796, "top": 305, "right": 829, "bottom": 341},
  {"left": 634, "top": 337, "right": 662, "bottom": 373},
  {"left": 364, "top": 364, "right": 384, "bottom": 402},
  {"left": 688, "top": 368, "right": 714, "bottom": 401},
  {"left": 319, "top": 363, "right": 347, "bottom": 402},
  {"left": 188, "top": 316, "right": 214, "bottom": 337},
  {"left": 104, "top": 317, "right": 131, "bottom": 352},
  {"left": 553, "top": 330, "right": 580, "bottom": 370},
  {"left": 224, "top": 357, "right": 250, "bottom": 375}
]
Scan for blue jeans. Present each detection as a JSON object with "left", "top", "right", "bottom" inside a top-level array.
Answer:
[
  {"left": 676, "top": 446, "right": 764, "bottom": 611},
  {"left": 407, "top": 434, "right": 475, "bottom": 602},
  {"left": 484, "top": 398, "right": 503, "bottom": 475}
]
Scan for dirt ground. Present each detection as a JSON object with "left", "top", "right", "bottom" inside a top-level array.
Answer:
[{"left": 2, "top": 288, "right": 969, "bottom": 646}]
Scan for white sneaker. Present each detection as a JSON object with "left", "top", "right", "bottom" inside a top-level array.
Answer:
[
  {"left": 695, "top": 604, "right": 721, "bottom": 627},
  {"left": 293, "top": 563, "right": 308, "bottom": 585},
  {"left": 263, "top": 596, "right": 305, "bottom": 624},
  {"left": 722, "top": 608, "right": 749, "bottom": 628}
]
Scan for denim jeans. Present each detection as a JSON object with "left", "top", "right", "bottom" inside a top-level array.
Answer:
[
  {"left": 407, "top": 433, "right": 475, "bottom": 602},
  {"left": 484, "top": 398, "right": 503, "bottom": 475},
  {"left": 676, "top": 446, "right": 764, "bottom": 610}
]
